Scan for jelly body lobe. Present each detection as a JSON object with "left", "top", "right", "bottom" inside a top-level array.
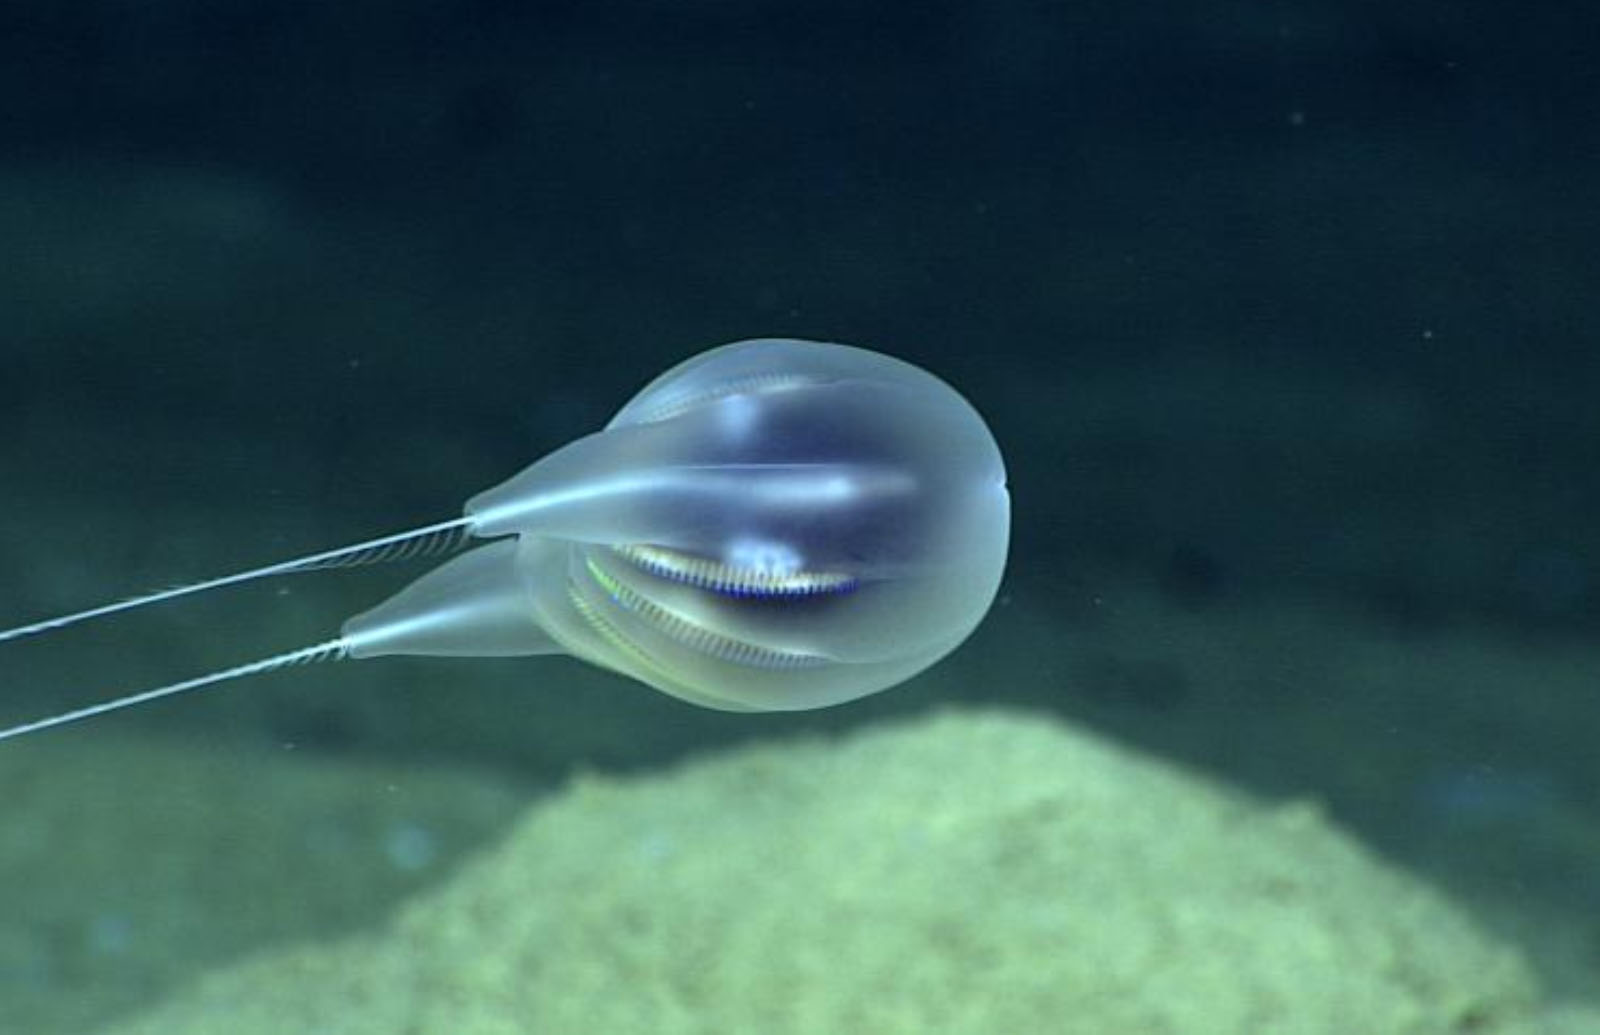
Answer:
[
  {"left": 0, "top": 339, "right": 1010, "bottom": 743},
  {"left": 472, "top": 339, "right": 1010, "bottom": 710}
]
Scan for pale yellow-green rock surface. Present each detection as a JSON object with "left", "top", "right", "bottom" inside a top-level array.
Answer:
[{"left": 98, "top": 710, "right": 1543, "bottom": 1034}]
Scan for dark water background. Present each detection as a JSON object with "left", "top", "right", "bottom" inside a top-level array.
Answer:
[{"left": 2, "top": 0, "right": 1597, "bottom": 1024}]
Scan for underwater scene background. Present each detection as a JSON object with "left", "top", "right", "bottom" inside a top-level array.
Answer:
[{"left": 1, "top": 2, "right": 1597, "bottom": 1031}]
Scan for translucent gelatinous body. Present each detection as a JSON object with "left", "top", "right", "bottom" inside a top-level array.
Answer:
[
  {"left": 346, "top": 339, "right": 1011, "bottom": 710},
  {"left": 0, "top": 339, "right": 1010, "bottom": 741}
]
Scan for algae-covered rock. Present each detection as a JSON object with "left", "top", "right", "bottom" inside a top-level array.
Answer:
[{"left": 100, "top": 710, "right": 1539, "bottom": 1034}]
